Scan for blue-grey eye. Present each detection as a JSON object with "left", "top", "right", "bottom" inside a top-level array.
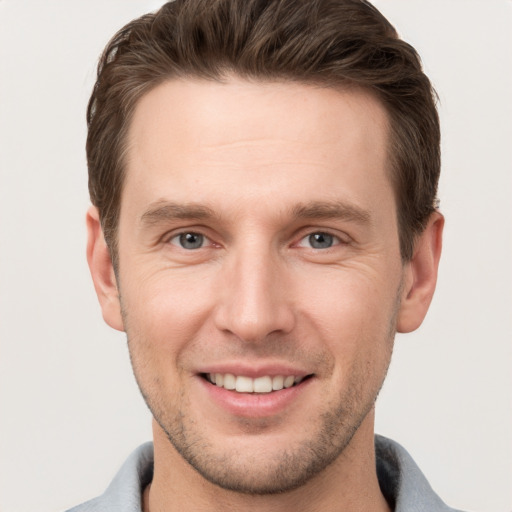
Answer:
[
  {"left": 174, "top": 232, "right": 205, "bottom": 249},
  {"left": 307, "top": 232, "right": 334, "bottom": 249}
]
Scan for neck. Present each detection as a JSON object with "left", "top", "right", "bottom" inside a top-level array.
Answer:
[{"left": 143, "top": 413, "right": 391, "bottom": 512}]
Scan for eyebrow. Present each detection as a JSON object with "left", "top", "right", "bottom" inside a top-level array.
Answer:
[
  {"left": 139, "top": 199, "right": 371, "bottom": 227},
  {"left": 140, "top": 202, "right": 217, "bottom": 225},
  {"left": 290, "top": 201, "right": 371, "bottom": 225}
]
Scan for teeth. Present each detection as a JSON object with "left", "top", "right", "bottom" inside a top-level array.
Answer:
[
  {"left": 283, "top": 376, "right": 295, "bottom": 388},
  {"left": 253, "top": 376, "right": 272, "bottom": 393},
  {"left": 207, "top": 373, "right": 305, "bottom": 393},
  {"left": 272, "top": 375, "right": 284, "bottom": 390},
  {"left": 235, "top": 376, "right": 253, "bottom": 393},
  {"left": 223, "top": 373, "right": 236, "bottom": 390}
]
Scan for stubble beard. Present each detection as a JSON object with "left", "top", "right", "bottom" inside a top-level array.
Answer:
[
  {"left": 152, "top": 384, "right": 378, "bottom": 495},
  {"left": 127, "top": 341, "right": 395, "bottom": 495},
  {"left": 123, "top": 292, "right": 399, "bottom": 495}
]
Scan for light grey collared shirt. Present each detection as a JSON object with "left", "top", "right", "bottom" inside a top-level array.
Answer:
[{"left": 66, "top": 435, "right": 466, "bottom": 511}]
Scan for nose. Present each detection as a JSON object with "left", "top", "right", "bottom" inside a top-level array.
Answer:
[{"left": 213, "top": 245, "right": 296, "bottom": 343}]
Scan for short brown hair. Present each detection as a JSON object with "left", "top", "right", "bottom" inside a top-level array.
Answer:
[{"left": 87, "top": 0, "right": 440, "bottom": 264}]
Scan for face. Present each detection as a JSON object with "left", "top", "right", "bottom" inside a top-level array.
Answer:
[{"left": 104, "top": 78, "right": 409, "bottom": 493}]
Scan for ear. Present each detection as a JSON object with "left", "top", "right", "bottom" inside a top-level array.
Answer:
[
  {"left": 86, "top": 206, "right": 125, "bottom": 332},
  {"left": 397, "top": 212, "right": 444, "bottom": 333}
]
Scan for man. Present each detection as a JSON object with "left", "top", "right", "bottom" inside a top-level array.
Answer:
[{"left": 70, "top": 0, "right": 462, "bottom": 510}]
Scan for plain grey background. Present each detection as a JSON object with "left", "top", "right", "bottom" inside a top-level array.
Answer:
[{"left": 0, "top": 1, "right": 511, "bottom": 511}]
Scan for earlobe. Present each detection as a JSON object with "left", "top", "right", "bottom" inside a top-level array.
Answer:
[
  {"left": 397, "top": 212, "right": 444, "bottom": 333},
  {"left": 86, "top": 206, "right": 125, "bottom": 332}
]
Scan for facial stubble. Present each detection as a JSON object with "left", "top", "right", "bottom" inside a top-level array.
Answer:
[{"left": 122, "top": 292, "right": 399, "bottom": 496}]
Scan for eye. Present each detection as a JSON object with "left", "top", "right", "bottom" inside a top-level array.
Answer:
[
  {"left": 298, "top": 232, "right": 340, "bottom": 249},
  {"left": 169, "top": 232, "right": 207, "bottom": 250}
]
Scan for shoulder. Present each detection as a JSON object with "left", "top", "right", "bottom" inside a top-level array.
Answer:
[
  {"left": 65, "top": 442, "right": 154, "bottom": 512},
  {"left": 375, "top": 435, "right": 468, "bottom": 512}
]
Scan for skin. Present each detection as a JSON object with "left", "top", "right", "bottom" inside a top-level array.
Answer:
[{"left": 87, "top": 77, "right": 443, "bottom": 512}]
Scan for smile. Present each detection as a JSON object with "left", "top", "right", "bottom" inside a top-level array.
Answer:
[{"left": 204, "top": 373, "right": 307, "bottom": 393}]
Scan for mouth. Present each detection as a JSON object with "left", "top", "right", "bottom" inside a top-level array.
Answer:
[{"left": 201, "top": 373, "right": 312, "bottom": 393}]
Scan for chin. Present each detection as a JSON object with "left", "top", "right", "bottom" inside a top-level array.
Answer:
[{"left": 154, "top": 397, "right": 371, "bottom": 495}]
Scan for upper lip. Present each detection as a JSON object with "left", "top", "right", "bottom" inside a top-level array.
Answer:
[{"left": 197, "top": 362, "right": 312, "bottom": 379}]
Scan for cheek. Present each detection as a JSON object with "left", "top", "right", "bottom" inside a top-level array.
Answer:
[
  {"left": 302, "top": 266, "right": 398, "bottom": 330},
  {"left": 120, "top": 267, "right": 217, "bottom": 371},
  {"left": 297, "top": 267, "right": 398, "bottom": 370},
  {"left": 124, "top": 263, "right": 214, "bottom": 322}
]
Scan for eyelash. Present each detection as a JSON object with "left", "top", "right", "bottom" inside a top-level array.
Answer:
[
  {"left": 296, "top": 231, "right": 345, "bottom": 250},
  {"left": 166, "top": 230, "right": 348, "bottom": 251},
  {"left": 167, "top": 232, "right": 212, "bottom": 250}
]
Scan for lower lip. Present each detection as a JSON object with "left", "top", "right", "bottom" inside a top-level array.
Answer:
[{"left": 198, "top": 376, "right": 312, "bottom": 418}]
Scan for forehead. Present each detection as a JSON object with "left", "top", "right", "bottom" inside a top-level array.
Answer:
[{"left": 123, "top": 77, "right": 393, "bottom": 224}]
